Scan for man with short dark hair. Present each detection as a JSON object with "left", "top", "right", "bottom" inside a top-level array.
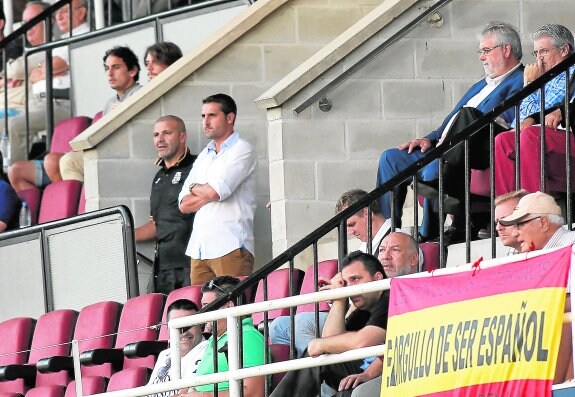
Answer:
[
  {"left": 177, "top": 276, "right": 266, "bottom": 397},
  {"left": 144, "top": 42, "right": 183, "bottom": 81},
  {"left": 147, "top": 299, "right": 207, "bottom": 397},
  {"left": 270, "top": 251, "right": 389, "bottom": 397},
  {"left": 59, "top": 45, "right": 142, "bottom": 182},
  {"left": 135, "top": 115, "right": 196, "bottom": 294},
  {"left": 179, "top": 94, "right": 257, "bottom": 286}
]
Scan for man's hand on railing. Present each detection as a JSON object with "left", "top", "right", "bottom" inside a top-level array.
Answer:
[{"left": 398, "top": 137, "right": 432, "bottom": 154}]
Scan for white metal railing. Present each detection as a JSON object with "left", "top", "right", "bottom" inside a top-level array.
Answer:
[{"left": 75, "top": 246, "right": 575, "bottom": 397}]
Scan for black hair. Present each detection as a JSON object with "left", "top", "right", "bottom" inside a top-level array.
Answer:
[
  {"left": 341, "top": 250, "right": 386, "bottom": 278},
  {"left": 103, "top": 46, "right": 140, "bottom": 82},
  {"left": 167, "top": 298, "right": 199, "bottom": 315},
  {"left": 202, "top": 93, "right": 237, "bottom": 117},
  {"left": 144, "top": 42, "right": 183, "bottom": 67}
]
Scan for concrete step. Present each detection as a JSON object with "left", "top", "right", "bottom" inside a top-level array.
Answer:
[{"left": 445, "top": 237, "right": 510, "bottom": 268}]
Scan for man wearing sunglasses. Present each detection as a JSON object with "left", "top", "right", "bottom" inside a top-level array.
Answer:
[
  {"left": 148, "top": 299, "right": 207, "bottom": 397},
  {"left": 495, "top": 24, "right": 575, "bottom": 197}
]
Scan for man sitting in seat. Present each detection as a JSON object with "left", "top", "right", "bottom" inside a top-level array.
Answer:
[
  {"left": 492, "top": 189, "right": 528, "bottom": 255},
  {"left": 148, "top": 299, "right": 207, "bottom": 397},
  {"left": 495, "top": 24, "right": 575, "bottom": 196},
  {"left": 376, "top": 22, "right": 524, "bottom": 243},
  {"left": 269, "top": 251, "right": 390, "bottom": 397},
  {"left": 178, "top": 276, "right": 266, "bottom": 397}
]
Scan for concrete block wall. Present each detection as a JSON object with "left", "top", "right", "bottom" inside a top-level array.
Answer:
[
  {"left": 87, "top": 0, "right": 382, "bottom": 269},
  {"left": 268, "top": 0, "right": 575, "bottom": 263}
]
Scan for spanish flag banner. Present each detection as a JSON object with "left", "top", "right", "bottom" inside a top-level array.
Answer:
[{"left": 382, "top": 246, "right": 572, "bottom": 397}]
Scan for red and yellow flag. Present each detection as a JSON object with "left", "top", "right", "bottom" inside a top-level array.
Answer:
[{"left": 382, "top": 246, "right": 572, "bottom": 397}]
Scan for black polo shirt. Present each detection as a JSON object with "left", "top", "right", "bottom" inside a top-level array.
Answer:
[{"left": 150, "top": 149, "right": 196, "bottom": 271}]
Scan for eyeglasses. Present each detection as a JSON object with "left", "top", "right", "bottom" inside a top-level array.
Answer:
[
  {"left": 531, "top": 47, "right": 557, "bottom": 58},
  {"left": 477, "top": 44, "right": 502, "bottom": 56},
  {"left": 514, "top": 216, "right": 541, "bottom": 229}
]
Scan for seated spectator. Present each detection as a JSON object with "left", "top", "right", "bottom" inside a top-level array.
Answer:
[
  {"left": 269, "top": 251, "right": 389, "bottom": 397},
  {"left": 147, "top": 299, "right": 207, "bottom": 396},
  {"left": 0, "top": 57, "right": 27, "bottom": 119},
  {"left": 60, "top": 42, "right": 182, "bottom": 183},
  {"left": 499, "top": 191, "right": 575, "bottom": 384},
  {"left": 178, "top": 276, "right": 266, "bottom": 397},
  {"left": 8, "top": 0, "right": 89, "bottom": 163},
  {"left": 0, "top": 5, "right": 23, "bottom": 73},
  {"left": 492, "top": 189, "right": 528, "bottom": 255},
  {"left": 338, "top": 233, "right": 420, "bottom": 397},
  {"left": 0, "top": 151, "right": 21, "bottom": 232},
  {"left": 377, "top": 22, "right": 523, "bottom": 243},
  {"left": 495, "top": 24, "right": 575, "bottom": 196}
]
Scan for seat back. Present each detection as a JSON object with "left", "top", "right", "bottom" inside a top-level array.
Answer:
[
  {"left": 296, "top": 260, "right": 339, "bottom": 314},
  {"left": 64, "top": 377, "right": 107, "bottom": 397},
  {"left": 0, "top": 317, "right": 35, "bottom": 393},
  {"left": 420, "top": 242, "right": 440, "bottom": 272},
  {"left": 16, "top": 188, "right": 42, "bottom": 226},
  {"left": 24, "top": 385, "right": 65, "bottom": 397},
  {"left": 77, "top": 185, "right": 86, "bottom": 215},
  {"left": 91, "top": 112, "right": 103, "bottom": 124},
  {"left": 115, "top": 294, "right": 164, "bottom": 370},
  {"left": 106, "top": 367, "right": 150, "bottom": 392},
  {"left": 50, "top": 117, "right": 92, "bottom": 154},
  {"left": 252, "top": 269, "right": 304, "bottom": 326},
  {"left": 38, "top": 181, "right": 82, "bottom": 224},
  {"left": 470, "top": 168, "right": 491, "bottom": 197},
  {"left": 158, "top": 286, "right": 203, "bottom": 341},
  {"left": 29, "top": 310, "right": 77, "bottom": 388},
  {"left": 74, "top": 301, "right": 121, "bottom": 378},
  {"left": 269, "top": 344, "right": 290, "bottom": 389}
]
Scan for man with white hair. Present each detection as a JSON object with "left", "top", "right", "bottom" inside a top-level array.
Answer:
[{"left": 499, "top": 191, "right": 575, "bottom": 252}]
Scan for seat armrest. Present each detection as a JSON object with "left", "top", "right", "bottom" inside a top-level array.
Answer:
[
  {"left": 0, "top": 364, "right": 37, "bottom": 387},
  {"left": 36, "top": 356, "right": 73, "bottom": 373},
  {"left": 80, "top": 348, "right": 124, "bottom": 371},
  {"left": 123, "top": 340, "right": 168, "bottom": 358}
]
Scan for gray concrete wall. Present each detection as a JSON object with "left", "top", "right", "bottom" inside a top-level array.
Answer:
[
  {"left": 87, "top": 0, "right": 382, "bottom": 270},
  {"left": 267, "top": 0, "right": 575, "bottom": 264}
]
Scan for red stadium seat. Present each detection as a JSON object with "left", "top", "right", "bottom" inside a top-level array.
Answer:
[
  {"left": 106, "top": 367, "right": 150, "bottom": 392},
  {"left": 77, "top": 185, "right": 86, "bottom": 215},
  {"left": 16, "top": 188, "right": 42, "bottom": 226},
  {"left": 0, "top": 317, "right": 35, "bottom": 394},
  {"left": 80, "top": 294, "right": 164, "bottom": 375},
  {"left": 25, "top": 385, "right": 65, "bottom": 397},
  {"left": 296, "top": 260, "right": 338, "bottom": 314},
  {"left": 64, "top": 377, "right": 107, "bottom": 397},
  {"left": 420, "top": 242, "right": 440, "bottom": 272},
  {"left": 252, "top": 268, "right": 304, "bottom": 327},
  {"left": 38, "top": 181, "right": 82, "bottom": 223},
  {"left": 50, "top": 117, "right": 92, "bottom": 154}
]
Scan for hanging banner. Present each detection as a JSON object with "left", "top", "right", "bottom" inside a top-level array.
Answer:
[{"left": 381, "top": 245, "right": 572, "bottom": 397}]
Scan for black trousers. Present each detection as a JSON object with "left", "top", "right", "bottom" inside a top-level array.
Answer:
[{"left": 270, "top": 356, "right": 363, "bottom": 397}]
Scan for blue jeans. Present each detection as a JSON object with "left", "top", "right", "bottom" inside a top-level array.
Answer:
[
  {"left": 376, "top": 147, "right": 439, "bottom": 239},
  {"left": 269, "top": 312, "right": 328, "bottom": 357}
]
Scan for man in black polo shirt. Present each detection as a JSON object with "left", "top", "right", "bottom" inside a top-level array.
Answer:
[
  {"left": 135, "top": 115, "right": 196, "bottom": 294},
  {"left": 270, "top": 251, "right": 389, "bottom": 397}
]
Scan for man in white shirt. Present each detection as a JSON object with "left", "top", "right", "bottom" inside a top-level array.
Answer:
[
  {"left": 147, "top": 299, "right": 207, "bottom": 397},
  {"left": 179, "top": 93, "right": 257, "bottom": 286}
]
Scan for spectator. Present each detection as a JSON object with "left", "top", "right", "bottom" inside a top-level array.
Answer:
[
  {"left": 269, "top": 251, "right": 389, "bottom": 397},
  {"left": 495, "top": 24, "right": 575, "bottom": 196},
  {"left": 0, "top": 151, "right": 21, "bottom": 232},
  {"left": 179, "top": 94, "right": 257, "bottom": 286},
  {"left": 177, "top": 276, "right": 266, "bottom": 396},
  {"left": 147, "top": 299, "right": 207, "bottom": 397},
  {"left": 340, "top": 232, "right": 420, "bottom": 397},
  {"left": 0, "top": 5, "right": 23, "bottom": 72},
  {"left": 489, "top": 189, "right": 529, "bottom": 255},
  {"left": 135, "top": 115, "right": 196, "bottom": 294},
  {"left": 8, "top": 0, "right": 89, "bottom": 163},
  {"left": 376, "top": 22, "right": 523, "bottom": 243},
  {"left": 0, "top": 57, "right": 27, "bottom": 119},
  {"left": 59, "top": 46, "right": 142, "bottom": 182},
  {"left": 499, "top": 191, "right": 575, "bottom": 252},
  {"left": 144, "top": 42, "right": 183, "bottom": 81}
]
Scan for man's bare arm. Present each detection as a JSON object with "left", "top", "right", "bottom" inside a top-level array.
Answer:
[
  {"left": 179, "top": 183, "right": 220, "bottom": 213},
  {"left": 308, "top": 325, "right": 386, "bottom": 357},
  {"left": 135, "top": 220, "right": 156, "bottom": 242}
]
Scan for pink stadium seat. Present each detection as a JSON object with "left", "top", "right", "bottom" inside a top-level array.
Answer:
[
  {"left": 252, "top": 268, "right": 304, "bottom": 327},
  {"left": 16, "top": 188, "right": 42, "bottom": 226},
  {"left": 269, "top": 343, "right": 290, "bottom": 389},
  {"left": 64, "top": 377, "right": 107, "bottom": 397},
  {"left": 420, "top": 242, "right": 440, "bottom": 272},
  {"left": 25, "top": 385, "right": 65, "bottom": 397},
  {"left": 37, "top": 301, "right": 121, "bottom": 380},
  {"left": 81, "top": 294, "right": 164, "bottom": 376},
  {"left": 0, "top": 317, "right": 35, "bottom": 394},
  {"left": 49, "top": 117, "right": 92, "bottom": 154},
  {"left": 106, "top": 367, "right": 150, "bottom": 392},
  {"left": 470, "top": 168, "right": 491, "bottom": 197},
  {"left": 297, "top": 260, "right": 339, "bottom": 314},
  {"left": 0, "top": 310, "right": 77, "bottom": 395},
  {"left": 38, "top": 181, "right": 82, "bottom": 224},
  {"left": 77, "top": 185, "right": 86, "bottom": 215},
  {"left": 91, "top": 112, "right": 103, "bottom": 125}
]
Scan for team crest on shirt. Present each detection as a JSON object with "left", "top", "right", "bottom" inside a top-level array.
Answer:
[{"left": 172, "top": 172, "right": 182, "bottom": 184}]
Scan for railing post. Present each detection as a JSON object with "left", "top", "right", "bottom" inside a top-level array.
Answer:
[
  {"left": 169, "top": 324, "right": 182, "bottom": 381},
  {"left": 227, "top": 315, "right": 241, "bottom": 397},
  {"left": 94, "top": 0, "right": 106, "bottom": 29},
  {"left": 72, "top": 339, "right": 83, "bottom": 397}
]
